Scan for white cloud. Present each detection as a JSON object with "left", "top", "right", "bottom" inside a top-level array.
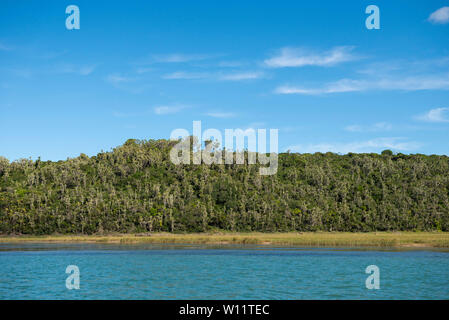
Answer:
[
  {"left": 345, "top": 122, "right": 392, "bottom": 132},
  {"left": 112, "top": 111, "right": 141, "bottom": 118},
  {"left": 0, "top": 42, "right": 13, "bottom": 51},
  {"left": 275, "top": 79, "right": 361, "bottom": 94},
  {"left": 275, "top": 74, "right": 449, "bottom": 95},
  {"left": 286, "top": 137, "right": 420, "bottom": 154},
  {"left": 344, "top": 125, "right": 362, "bottom": 132},
  {"left": 55, "top": 64, "right": 96, "bottom": 76},
  {"left": 162, "top": 71, "right": 264, "bottom": 81},
  {"left": 264, "top": 46, "right": 356, "bottom": 68},
  {"left": 359, "top": 57, "right": 449, "bottom": 76},
  {"left": 206, "top": 112, "right": 236, "bottom": 118},
  {"left": 135, "top": 67, "right": 152, "bottom": 74},
  {"left": 377, "top": 75, "right": 449, "bottom": 90},
  {"left": 106, "top": 73, "right": 134, "bottom": 84},
  {"left": 218, "top": 61, "right": 245, "bottom": 67},
  {"left": 415, "top": 107, "right": 449, "bottom": 123},
  {"left": 218, "top": 72, "right": 263, "bottom": 81},
  {"left": 10, "top": 68, "right": 33, "bottom": 78},
  {"left": 105, "top": 74, "right": 151, "bottom": 94},
  {"left": 162, "top": 71, "right": 209, "bottom": 80},
  {"left": 153, "top": 105, "right": 186, "bottom": 115},
  {"left": 79, "top": 66, "right": 96, "bottom": 75},
  {"left": 150, "top": 53, "right": 214, "bottom": 63},
  {"left": 428, "top": 7, "right": 449, "bottom": 24}
]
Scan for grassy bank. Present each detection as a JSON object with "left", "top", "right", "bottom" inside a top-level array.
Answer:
[{"left": 1, "top": 232, "right": 449, "bottom": 248}]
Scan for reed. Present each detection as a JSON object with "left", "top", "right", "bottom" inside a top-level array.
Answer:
[{"left": 1, "top": 232, "right": 449, "bottom": 248}]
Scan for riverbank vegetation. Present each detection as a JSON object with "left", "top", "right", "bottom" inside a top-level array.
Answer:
[
  {"left": 1, "top": 232, "right": 449, "bottom": 248},
  {"left": 1, "top": 139, "right": 449, "bottom": 234}
]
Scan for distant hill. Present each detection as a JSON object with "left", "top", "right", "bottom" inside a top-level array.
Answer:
[{"left": 1, "top": 138, "right": 448, "bottom": 234}]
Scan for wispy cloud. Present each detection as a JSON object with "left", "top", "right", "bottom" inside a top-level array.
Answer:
[
  {"left": 206, "top": 112, "right": 236, "bottom": 118},
  {"left": 264, "top": 46, "right": 356, "bottom": 68},
  {"left": 286, "top": 137, "right": 420, "bottom": 154},
  {"left": 9, "top": 63, "right": 97, "bottom": 79},
  {"left": 218, "top": 60, "right": 246, "bottom": 67},
  {"left": 0, "top": 82, "right": 10, "bottom": 89},
  {"left": 39, "top": 50, "right": 68, "bottom": 60},
  {"left": 275, "top": 74, "right": 449, "bottom": 95},
  {"left": 162, "top": 71, "right": 209, "bottom": 80},
  {"left": 10, "top": 68, "right": 33, "bottom": 78},
  {"left": 105, "top": 73, "right": 152, "bottom": 94},
  {"left": 415, "top": 107, "right": 449, "bottom": 123},
  {"left": 112, "top": 111, "right": 142, "bottom": 118},
  {"left": 105, "top": 73, "right": 135, "bottom": 84},
  {"left": 358, "top": 57, "right": 449, "bottom": 76},
  {"left": 275, "top": 79, "right": 360, "bottom": 94},
  {"left": 162, "top": 71, "right": 264, "bottom": 81},
  {"left": 55, "top": 64, "right": 96, "bottom": 76},
  {"left": 79, "top": 66, "right": 96, "bottom": 75},
  {"left": 218, "top": 72, "right": 264, "bottom": 81},
  {"left": 142, "top": 53, "right": 216, "bottom": 64},
  {"left": 153, "top": 105, "right": 187, "bottom": 115},
  {"left": 428, "top": 7, "right": 449, "bottom": 24},
  {"left": 345, "top": 122, "right": 392, "bottom": 132},
  {"left": 0, "top": 42, "right": 13, "bottom": 51},
  {"left": 135, "top": 67, "right": 153, "bottom": 74}
]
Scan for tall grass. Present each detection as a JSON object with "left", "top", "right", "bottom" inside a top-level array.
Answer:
[{"left": 1, "top": 232, "right": 449, "bottom": 247}]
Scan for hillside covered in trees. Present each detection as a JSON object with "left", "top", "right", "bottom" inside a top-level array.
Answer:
[{"left": 0, "top": 138, "right": 448, "bottom": 235}]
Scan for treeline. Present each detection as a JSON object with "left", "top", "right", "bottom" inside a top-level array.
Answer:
[{"left": 0, "top": 138, "right": 448, "bottom": 234}]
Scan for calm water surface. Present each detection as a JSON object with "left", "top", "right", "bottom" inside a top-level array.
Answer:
[{"left": 0, "top": 243, "right": 448, "bottom": 299}]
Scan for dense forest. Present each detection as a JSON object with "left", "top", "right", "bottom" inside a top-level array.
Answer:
[{"left": 0, "top": 138, "right": 448, "bottom": 234}]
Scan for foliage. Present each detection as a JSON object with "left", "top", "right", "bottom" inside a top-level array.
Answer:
[{"left": 1, "top": 140, "right": 448, "bottom": 234}]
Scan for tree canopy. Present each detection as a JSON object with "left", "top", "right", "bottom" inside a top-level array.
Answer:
[{"left": 1, "top": 139, "right": 448, "bottom": 234}]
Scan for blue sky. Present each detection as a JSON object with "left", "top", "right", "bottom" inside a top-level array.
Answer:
[{"left": 1, "top": 0, "right": 449, "bottom": 161}]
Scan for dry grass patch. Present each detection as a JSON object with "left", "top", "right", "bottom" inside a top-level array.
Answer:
[{"left": 1, "top": 232, "right": 449, "bottom": 248}]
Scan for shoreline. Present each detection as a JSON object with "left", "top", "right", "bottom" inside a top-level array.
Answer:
[{"left": 1, "top": 232, "right": 449, "bottom": 248}]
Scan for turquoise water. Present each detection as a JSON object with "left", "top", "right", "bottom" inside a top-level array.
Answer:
[{"left": 0, "top": 243, "right": 448, "bottom": 299}]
